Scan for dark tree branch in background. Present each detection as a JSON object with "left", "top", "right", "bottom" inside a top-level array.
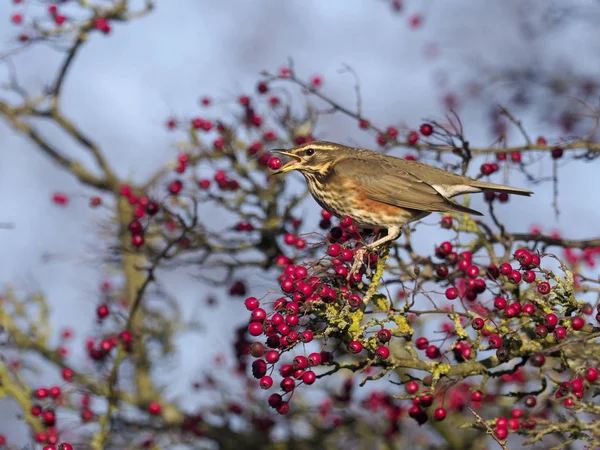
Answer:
[{"left": 511, "top": 233, "right": 600, "bottom": 250}]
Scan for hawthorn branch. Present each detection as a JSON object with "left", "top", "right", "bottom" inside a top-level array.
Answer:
[
  {"left": 51, "top": 33, "right": 86, "bottom": 107},
  {"left": 0, "top": 101, "right": 110, "bottom": 190},
  {"left": 467, "top": 407, "right": 509, "bottom": 450},
  {"left": 271, "top": 70, "right": 600, "bottom": 156},
  {"left": 511, "top": 233, "right": 600, "bottom": 250}
]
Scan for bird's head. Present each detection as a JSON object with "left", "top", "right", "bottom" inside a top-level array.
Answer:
[{"left": 270, "top": 141, "right": 348, "bottom": 176}]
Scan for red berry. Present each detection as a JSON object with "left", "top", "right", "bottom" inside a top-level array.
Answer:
[
  {"left": 571, "top": 378, "right": 584, "bottom": 392},
  {"left": 250, "top": 308, "right": 266, "bottom": 322},
  {"left": 585, "top": 367, "right": 598, "bottom": 382},
  {"left": 268, "top": 393, "right": 282, "bottom": 408},
  {"left": 302, "top": 370, "right": 316, "bottom": 385},
  {"left": 168, "top": 180, "right": 183, "bottom": 195},
  {"left": 425, "top": 345, "right": 440, "bottom": 359},
  {"left": 439, "top": 216, "right": 452, "bottom": 230},
  {"left": 543, "top": 313, "right": 558, "bottom": 329},
  {"left": 480, "top": 163, "right": 494, "bottom": 175},
  {"left": 35, "top": 387, "right": 49, "bottom": 399},
  {"left": 308, "top": 352, "right": 322, "bottom": 366},
  {"left": 377, "top": 329, "right": 392, "bottom": 343},
  {"left": 466, "top": 265, "right": 480, "bottom": 278},
  {"left": 551, "top": 147, "right": 563, "bottom": 159},
  {"left": 328, "top": 244, "right": 341, "bottom": 257},
  {"left": 256, "top": 81, "right": 269, "bottom": 94},
  {"left": 445, "top": 287, "right": 458, "bottom": 300},
  {"left": 553, "top": 326, "right": 567, "bottom": 340},
  {"left": 419, "top": 123, "right": 433, "bottom": 136},
  {"left": 537, "top": 281, "right": 551, "bottom": 295},
  {"left": 530, "top": 352, "right": 545, "bottom": 367},
  {"left": 522, "top": 303, "right": 535, "bottom": 314},
  {"left": 265, "top": 350, "right": 279, "bottom": 364},
  {"left": 415, "top": 336, "right": 429, "bottom": 350},
  {"left": 571, "top": 316, "right": 585, "bottom": 330},
  {"left": 310, "top": 75, "right": 323, "bottom": 87},
  {"left": 407, "top": 130, "right": 419, "bottom": 145},
  {"left": 471, "top": 317, "right": 484, "bottom": 330},
  {"left": 276, "top": 401, "right": 290, "bottom": 415},
  {"left": 293, "top": 356, "right": 308, "bottom": 370},
  {"left": 508, "top": 270, "right": 522, "bottom": 284},
  {"left": 488, "top": 334, "right": 501, "bottom": 348},
  {"left": 436, "top": 265, "right": 449, "bottom": 278},
  {"left": 147, "top": 401, "right": 161, "bottom": 415},
  {"left": 523, "top": 270, "right": 536, "bottom": 283},
  {"left": 406, "top": 381, "right": 419, "bottom": 394},
  {"left": 49, "top": 386, "right": 61, "bottom": 398},
  {"left": 499, "top": 263, "right": 512, "bottom": 275},
  {"left": 248, "top": 322, "right": 263, "bottom": 336},
  {"left": 433, "top": 407, "right": 447, "bottom": 421},
  {"left": 260, "top": 376, "right": 273, "bottom": 389},
  {"left": 42, "top": 409, "right": 56, "bottom": 426},
  {"left": 348, "top": 340, "right": 363, "bottom": 354},
  {"left": 268, "top": 157, "right": 282, "bottom": 170},
  {"left": 471, "top": 390, "right": 483, "bottom": 402},
  {"left": 375, "top": 346, "right": 390, "bottom": 359},
  {"left": 52, "top": 192, "right": 69, "bottom": 206},
  {"left": 96, "top": 304, "right": 109, "bottom": 320},
  {"left": 358, "top": 118, "right": 370, "bottom": 129},
  {"left": 408, "top": 14, "right": 422, "bottom": 29},
  {"left": 495, "top": 426, "right": 508, "bottom": 440},
  {"left": 535, "top": 325, "right": 548, "bottom": 338},
  {"left": 62, "top": 367, "right": 74, "bottom": 381},
  {"left": 244, "top": 297, "right": 259, "bottom": 311},
  {"left": 94, "top": 17, "right": 111, "bottom": 33},
  {"left": 438, "top": 241, "right": 453, "bottom": 255},
  {"left": 280, "top": 377, "right": 295, "bottom": 392},
  {"left": 494, "top": 297, "right": 507, "bottom": 310}
]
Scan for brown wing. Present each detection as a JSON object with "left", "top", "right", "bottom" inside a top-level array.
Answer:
[{"left": 333, "top": 157, "right": 483, "bottom": 216}]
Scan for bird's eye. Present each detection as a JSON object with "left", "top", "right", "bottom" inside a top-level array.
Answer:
[{"left": 305, "top": 148, "right": 315, "bottom": 156}]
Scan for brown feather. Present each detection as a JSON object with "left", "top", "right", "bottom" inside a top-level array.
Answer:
[{"left": 332, "top": 157, "right": 484, "bottom": 216}]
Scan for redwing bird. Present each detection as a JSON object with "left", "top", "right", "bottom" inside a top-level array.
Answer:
[{"left": 272, "top": 141, "right": 532, "bottom": 251}]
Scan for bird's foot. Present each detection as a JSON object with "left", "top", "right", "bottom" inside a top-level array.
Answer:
[{"left": 348, "top": 246, "right": 368, "bottom": 280}]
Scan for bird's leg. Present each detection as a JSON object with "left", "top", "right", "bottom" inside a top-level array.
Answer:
[
  {"left": 349, "top": 227, "right": 401, "bottom": 278},
  {"left": 367, "top": 226, "right": 401, "bottom": 249}
]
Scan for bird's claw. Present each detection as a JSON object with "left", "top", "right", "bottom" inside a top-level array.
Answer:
[{"left": 348, "top": 247, "right": 368, "bottom": 280}]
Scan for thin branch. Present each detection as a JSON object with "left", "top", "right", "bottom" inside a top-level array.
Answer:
[
  {"left": 0, "top": 101, "right": 110, "bottom": 190},
  {"left": 511, "top": 233, "right": 600, "bottom": 250},
  {"left": 467, "top": 407, "right": 509, "bottom": 450},
  {"left": 51, "top": 33, "right": 86, "bottom": 108}
]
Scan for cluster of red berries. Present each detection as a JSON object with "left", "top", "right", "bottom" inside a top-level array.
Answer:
[
  {"left": 117, "top": 184, "right": 162, "bottom": 248},
  {"left": 29, "top": 386, "right": 70, "bottom": 446},
  {"left": 85, "top": 329, "right": 132, "bottom": 361},
  {"left": 191, "top": 117, "right": 214, "bottom": 132},
  {"left": 243, "top": 214, "right": 414, "bottom": 413},
  {"left": 375, "top": 123, "right": 433, "bottom": 147},
  {"left": 437, "top": 246, "right": 543, "bottom": 304}
]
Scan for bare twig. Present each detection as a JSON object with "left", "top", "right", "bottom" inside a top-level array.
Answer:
[{"left": 467, "top": 407, "right": 509, "bottom": 450}]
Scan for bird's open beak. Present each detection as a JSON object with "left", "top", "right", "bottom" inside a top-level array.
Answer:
[{"left": 269, "top": 150, "right": 302, "bottom": 174}]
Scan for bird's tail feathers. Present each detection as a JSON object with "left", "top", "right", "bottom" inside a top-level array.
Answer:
[{"left": 470, "top": 180, "right": 533, "bottom": 196}]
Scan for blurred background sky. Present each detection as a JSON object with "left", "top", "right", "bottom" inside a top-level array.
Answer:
[{"left": 1, "top": 0, "right": 600, "bottom": 444}]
